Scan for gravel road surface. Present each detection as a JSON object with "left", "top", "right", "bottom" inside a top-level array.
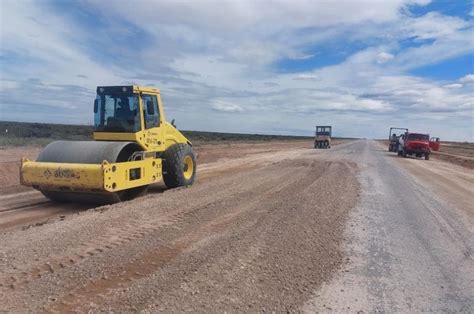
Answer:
[
  {"left": 0, "top": 141, "right": 358, "bottom": 312},
  {"left": 1, "top": 140, "right": 472, "bottom": 312},
  {"left": 304, "top": 140, "right": 473, "bottom": 312}
]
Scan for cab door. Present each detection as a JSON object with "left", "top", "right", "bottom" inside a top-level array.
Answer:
[
  {"left": 142, "top": 93, "right": 165, "bottom": 151},
  {"left": 429, "top": 137, "right": 440, "bottom": 151}
]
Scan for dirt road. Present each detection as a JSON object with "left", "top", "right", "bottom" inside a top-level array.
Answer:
[
  {"left": 1, "top": 140, "right": 472, "bottom": 312},
  {"left": 1, "top": 140, "right": 359, "bottom": 312},
  {"left": 304, "top": 141, "right": 473, "bottom": 312}
]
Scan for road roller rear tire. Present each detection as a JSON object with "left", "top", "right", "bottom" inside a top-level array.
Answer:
[{"left": 162, "top": 144, "right": 196, "bottom": 189}]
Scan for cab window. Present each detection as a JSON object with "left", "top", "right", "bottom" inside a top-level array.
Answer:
[
  {"left": 142, "top": 94, "right": 160, "bottom": 129},
  {"left": 94, "top": 93, "right": 140, "bottom": 133}
]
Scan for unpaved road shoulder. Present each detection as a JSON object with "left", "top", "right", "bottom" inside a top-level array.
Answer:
[{"left": 393, "top": 153, "right": 474, "bottom": 224}]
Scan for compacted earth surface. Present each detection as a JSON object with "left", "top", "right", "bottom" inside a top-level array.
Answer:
[{"left": 0, "top": 139, "right": 472, "bottom": 312}]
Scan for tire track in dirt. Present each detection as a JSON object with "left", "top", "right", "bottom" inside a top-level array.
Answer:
[
  {"left": 0, "top": 157, "right": 291, "bottom": 269},
  {"left": 52, "top": 161, "right": 320, "bottom": 311},
  {"left": 0, "top": 220, "right": 163, "bottom": 289},
  {"left": 49, "top": 160, "right": 358, "bottom": 312},
  {"left": 1, "top": 156, "right": 306, "bottom": 306},
  {"left": 0, "top": 200, "right": 92, "bottom": 232},
  {"left": 0, "top": 142, "right": 310, "bottom": 232}
]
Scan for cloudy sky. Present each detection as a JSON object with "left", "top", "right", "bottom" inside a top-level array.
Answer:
[{"left": 0, "top": 0, "right": 473, "bottom": 140}]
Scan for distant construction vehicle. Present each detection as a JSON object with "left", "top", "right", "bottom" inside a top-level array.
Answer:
[
  {"left": 314, "top": 126, "right": 332, "bottom": 149},
  {"left": 398, "top": 132, "right": 431, "bottom": 160},
  {"left": 388, "top": 127, "right": 408, "bottom": 152},
  {"left": 388, "top": 127, "right": 437, "bottom": 160},
  {"left": 20, "top": 85, "right": 197, "bottom": 204}
]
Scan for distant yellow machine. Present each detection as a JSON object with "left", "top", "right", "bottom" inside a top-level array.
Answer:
[
  {"left": 20, "top": 85, "right": 196, "bottom": 204},
  {"left": 314, "top": 125, "right": 332, "bottom": 149}
]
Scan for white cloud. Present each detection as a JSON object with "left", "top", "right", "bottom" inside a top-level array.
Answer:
[
  {"left": 443, "top": 83, "right": 463, "bottom": 89},
  {"left": 401, "top": 12, "right": 469, "bottom": 41},
  {"left": 211, "top": 101, "right": 244, "bottom": 113},
  {"left": 376, "top": 52, "right": 395, "bottom": 64},
  {"left": 293, "top": 74, "right": 319, "bottom": 81},
  {"left": 390, "top": 28, "right": 474, "bottom": 71},
  {"left": 89, "top": 0, "right": 431, "bottom": 33},
  {"left": 459, "top": 74, "right": 474, "bottom": 84},
  {"left": 0, "top": 1, "right": 120, "bottom": 88},
  {"left": 289, "top": 54, "right": 315, "bottom": 60},
  {"left": 0, "top": 79, "right": 19, "bottom": 90},
  {"left": 85, "top": 0, "right": 437, "bottom": 67}
]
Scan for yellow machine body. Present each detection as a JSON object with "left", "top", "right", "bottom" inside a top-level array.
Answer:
[
  {"left": 21, "top": 158, "right": 162, "bottom": 193},
  {"left": 20, "top": 85, "right": 193, "bottom": 202},
  {"left": 92, "top": 85, "right": 190, "bottom": 151}
]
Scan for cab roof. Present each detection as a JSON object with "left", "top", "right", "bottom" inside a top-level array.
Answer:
[
  {"left": 407, "top": 132, "right": 429, "bottom": 136},
  {"left": 96, "top": 85, "right": 160, "bottom": 94}
]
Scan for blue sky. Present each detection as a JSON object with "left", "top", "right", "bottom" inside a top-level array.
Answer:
[{"left": 0, "top": 0, "right": 473, "bottom": 141}]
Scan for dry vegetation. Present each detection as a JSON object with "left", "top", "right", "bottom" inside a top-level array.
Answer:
[{"left": 0, "top": 121, "right": 320, "bottom": 147}]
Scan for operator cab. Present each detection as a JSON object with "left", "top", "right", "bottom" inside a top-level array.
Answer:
[
  {"left": 316, "top": 126, "right": 332, "bottom": 137},
  {"left": 93, "top": 86, "right": 160, "bottom": 133}
]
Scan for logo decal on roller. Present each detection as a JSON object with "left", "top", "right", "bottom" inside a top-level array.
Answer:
[{"left": 44, "top": 168, "right": 80, "bottom": 179}]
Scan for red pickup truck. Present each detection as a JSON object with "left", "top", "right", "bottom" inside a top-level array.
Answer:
[{"left": 398, "top": 132, "right": 431, "bottom": 160}]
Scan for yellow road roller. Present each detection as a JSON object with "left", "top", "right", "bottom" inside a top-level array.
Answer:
[
  {"left": 314, "top": 125, "right": 332, "bottom": 149},
  {"left": 20, "top": 85, "right": 196, "bottom": 204}
]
